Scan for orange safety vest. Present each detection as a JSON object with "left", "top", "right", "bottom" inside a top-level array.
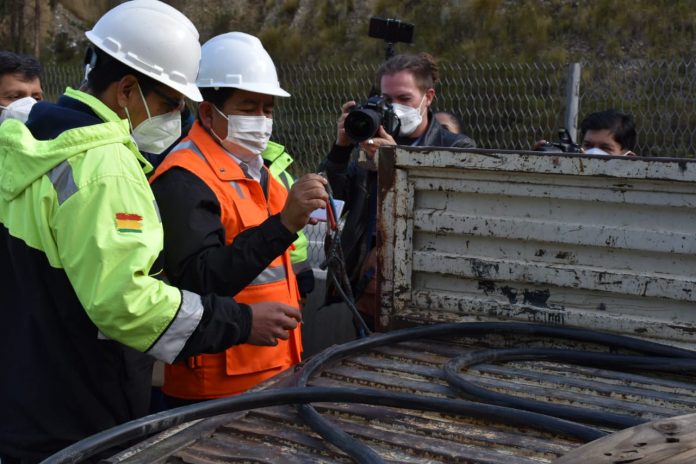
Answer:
[{"left": 150, "top": 122, "right": 302, "bottom": 399}]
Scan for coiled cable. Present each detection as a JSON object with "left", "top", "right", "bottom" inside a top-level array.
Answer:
[
  {"left": 43, "top": 322, "right": 696, "bottom": 464},
  {"left": 42, "top": 385, "right": 603, "bottom": 464},
  {"left": 443, "top": 347, "right": 696, "bottom": 428},
  {"left": 293, "top": 321, "right": 696, "bottom": 462}
]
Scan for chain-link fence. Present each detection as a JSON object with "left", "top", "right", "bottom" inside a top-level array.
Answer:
[
  {"left": 275, "top": 60, "right": 696, "bottom": 172},
  {"left": 40, "top": 61, "right": 696, "bottom": 267},
  {"left": 42, "top": 60, "right": 696, "bottom": 169}
]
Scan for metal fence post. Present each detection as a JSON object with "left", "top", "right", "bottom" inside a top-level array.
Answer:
[{"left": 564, "top": 62, "right": 581, "bottom": 143}]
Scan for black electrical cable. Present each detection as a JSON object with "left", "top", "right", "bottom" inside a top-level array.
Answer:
[
  {"left": 43, "top": 322, "right": 696, "bottom": 464},
  {"left": 41, "top": 385, "right": 604, "bottom": 464},
  {"left": 444, "top": 348, "right": 696, "bottom": 429},
  {"left": 292, "top": 321, "right": 696, "bottom": 462},
  {"left": 317, "top": 170, "right": 372, "bottom": 337},
  {"left": 330, "top": 271, "right": 372, "bottom": 336},
  {"left": 298, "top": 402, "right": 386, "bottom": 464}
]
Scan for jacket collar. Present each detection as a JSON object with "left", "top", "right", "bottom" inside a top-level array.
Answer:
[
  {"left": 64, "top": 87, "right": 153, "bottom": 173},
  {"left": 262, "top": 140, "right": 293, "bottom": 178}
]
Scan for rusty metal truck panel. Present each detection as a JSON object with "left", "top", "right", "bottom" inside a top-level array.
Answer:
[{"left": 378, "top": 148, "right": 696, "bottom": 344}]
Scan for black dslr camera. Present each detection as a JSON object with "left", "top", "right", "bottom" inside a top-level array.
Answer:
[
  {"left": 344, "top": 96, "right": 400, "bottom": 143},
  {"left": 535, "top": 128, "right": 582, "bottom": 153},
  {"left": 343, "top": 17, "right": 415, "bottom": 143}
]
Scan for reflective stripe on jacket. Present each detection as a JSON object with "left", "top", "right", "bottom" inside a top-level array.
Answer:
[
  {"left": 0, "top": 88, "right": 193, "bottom": 357},
  {"left": 151, "top": 122, "right": 302, "bottom": 399},
  {"left": 0, "top": 88, "right": 202, "bottom": 458}
]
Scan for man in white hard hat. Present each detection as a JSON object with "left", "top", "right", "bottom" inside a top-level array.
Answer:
[
  {"left": 0, "top": 2, "right": 301, "bottom": 462},
  {"left": 149, "top": 32, "right": 327, "bottom": 404}
]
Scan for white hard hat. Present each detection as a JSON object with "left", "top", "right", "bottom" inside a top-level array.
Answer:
[
  {"left": 197, "top": 32, "right": 290, "bottom": 98},
  {"left": 85, "top": 0, "right": 202, "bottom": 102}
]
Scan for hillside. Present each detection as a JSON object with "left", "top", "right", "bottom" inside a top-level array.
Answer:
[{"left": 2, "top": 0, "right": 695, "bottom": 66}]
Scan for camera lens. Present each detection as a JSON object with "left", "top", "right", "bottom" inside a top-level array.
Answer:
[
  {"left": 344, "top": 108, "right": 382, "bottom": 143},
  {"left": 534, "top": 142, "right": 564, "bottom": 153}
]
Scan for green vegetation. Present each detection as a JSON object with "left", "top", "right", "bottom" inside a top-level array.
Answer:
[
  {"left": 253, "top": 0, "right": 696, "bottom": 65},
  {"left": 3, "top": 1, "right": 695, "bottom": 66},
  {"left": 6, "top": 0, "right": 696, "bottom": 169}
]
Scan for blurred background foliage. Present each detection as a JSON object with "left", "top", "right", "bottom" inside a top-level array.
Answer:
[
  {"left": 2, "top": 0, "right": 695, "bottom": 66},
  {"left": 3, "top": 0, "right": 696, "bottom": 166}
]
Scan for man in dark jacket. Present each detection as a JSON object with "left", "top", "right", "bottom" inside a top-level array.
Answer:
[
  {"left": 319, "top": 52, "right": 476, "bottom": 329},
  {"left": 0, "top": 3, "right": 300, "bottom": 462}
]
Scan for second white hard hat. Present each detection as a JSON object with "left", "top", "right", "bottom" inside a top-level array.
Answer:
[
  {"left": 197, "top": 32, "right": 290, "bottom": 98},
  {"left": 85, "top": 0, "right": 203, "bottom": 102}
]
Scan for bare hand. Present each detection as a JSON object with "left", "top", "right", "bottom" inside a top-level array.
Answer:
[
  {"left": 358, "top": 126, "right": 396, "bottom": 159},
  {"left": 280, "top": 174, "right": 328, "bottom": 233},
  {"left": 336, "top": 100, "right": 357, "bottom": 146},
  {"left": 246, "top": 301, "right": 302, "bottom": 346}
]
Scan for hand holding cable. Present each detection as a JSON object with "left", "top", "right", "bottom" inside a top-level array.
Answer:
[
  {"left": 280, "top": 174, "right": 328, "bottom": 233},
  {"left": 246, "top": 302, "right": 302, "bottom": 346}
]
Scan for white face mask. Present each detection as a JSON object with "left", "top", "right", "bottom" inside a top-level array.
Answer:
[
  {"left": 212, "top": 105, "right": 273, "bottom": 157},
  {"left": 0, "top": 96, "right": 37, "bottom": 124},
  {"left": 584, "top": 147, "right": 610, "bottom": 156},
  {"left": 124, "top": 84, "right": 181, "bottom": 155},
  {"left": 392, "top": 95, "right": 426, "bottom": 137}
]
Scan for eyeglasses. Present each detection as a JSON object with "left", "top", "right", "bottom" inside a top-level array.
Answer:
[{"left": 150, "top": 86, "right": 185, "bottom": 113}]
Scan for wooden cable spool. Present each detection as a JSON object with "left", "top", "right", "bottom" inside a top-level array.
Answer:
[{"left": 554, "top": 412, "right": 696, "bottom": 464}]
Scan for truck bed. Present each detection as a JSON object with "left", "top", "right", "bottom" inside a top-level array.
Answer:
[{"left": 105, "top": 323, "right": 696, "bottom": 463}]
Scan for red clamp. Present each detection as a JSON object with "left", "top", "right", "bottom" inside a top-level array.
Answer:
[{"left": 326, "top": 197, "right": 338, "bottom": 230}]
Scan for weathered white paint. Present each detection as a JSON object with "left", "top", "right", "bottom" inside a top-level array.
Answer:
[{"left": 378, "top": 147, "right": 696, "bottom": 345}]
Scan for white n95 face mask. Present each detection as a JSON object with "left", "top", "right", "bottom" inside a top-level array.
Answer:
[
  {"left": 584, "top": 147, "right": 610, "bottom": 156},
  {"left": 213, "top": 106, "right": 273, "bottom": 156},
  {"left": 124, "top": 84, "right": 181, "bottom": 155},
  {"left": 392, "top": 95, "right": 426, "bottom": 137},
  {"left": 0, "top": 96, "right": 37, "bottom": 124}
]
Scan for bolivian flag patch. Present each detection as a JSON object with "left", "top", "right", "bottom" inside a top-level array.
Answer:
[{"left": 115, "top": 213, "right": 143, "bottom": 233}]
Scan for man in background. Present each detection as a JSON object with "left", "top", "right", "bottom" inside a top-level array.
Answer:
[
  {"left": 580, "top": 109, "right": 637, "bottom": 156},
  {"left": 534, "top": 109, "right": 638, "bottom": 156},
  {"left": 0, "top": 51, "right": 43, "bottom": 123},
  {"left": 434, "top": 110, "right": 461, "bottom": 134},
  {"left": 320, "top": 52, "right": 476, "bottom": 330}
]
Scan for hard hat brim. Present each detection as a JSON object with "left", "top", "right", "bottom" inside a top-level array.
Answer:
[{"left": 197, "top": 81, "right": 291, "bottom": 98}]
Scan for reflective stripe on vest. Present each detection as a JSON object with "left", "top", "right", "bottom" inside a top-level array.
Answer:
[
  {"left": 249, "top": 262, "right": 287, "bottom": 286},
  {"left": 168, "top": 140, "right": 211, "bottom": 178},
  {"left": 292, "top": 260, "right": 312, "bottom": 275},
  {"left": 228, "top": 180, "right": 245, "bottom": 199},
  {"left": 168, "top": 140, "right": 206, "bottom": 162}
]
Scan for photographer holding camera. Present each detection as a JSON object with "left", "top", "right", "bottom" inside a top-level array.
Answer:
[
  {"left": 319, "top": 52, "right": 476, "bottom": 329},
  {"left": 534, "top": 109, "right": 637, "bottom": 156}
]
